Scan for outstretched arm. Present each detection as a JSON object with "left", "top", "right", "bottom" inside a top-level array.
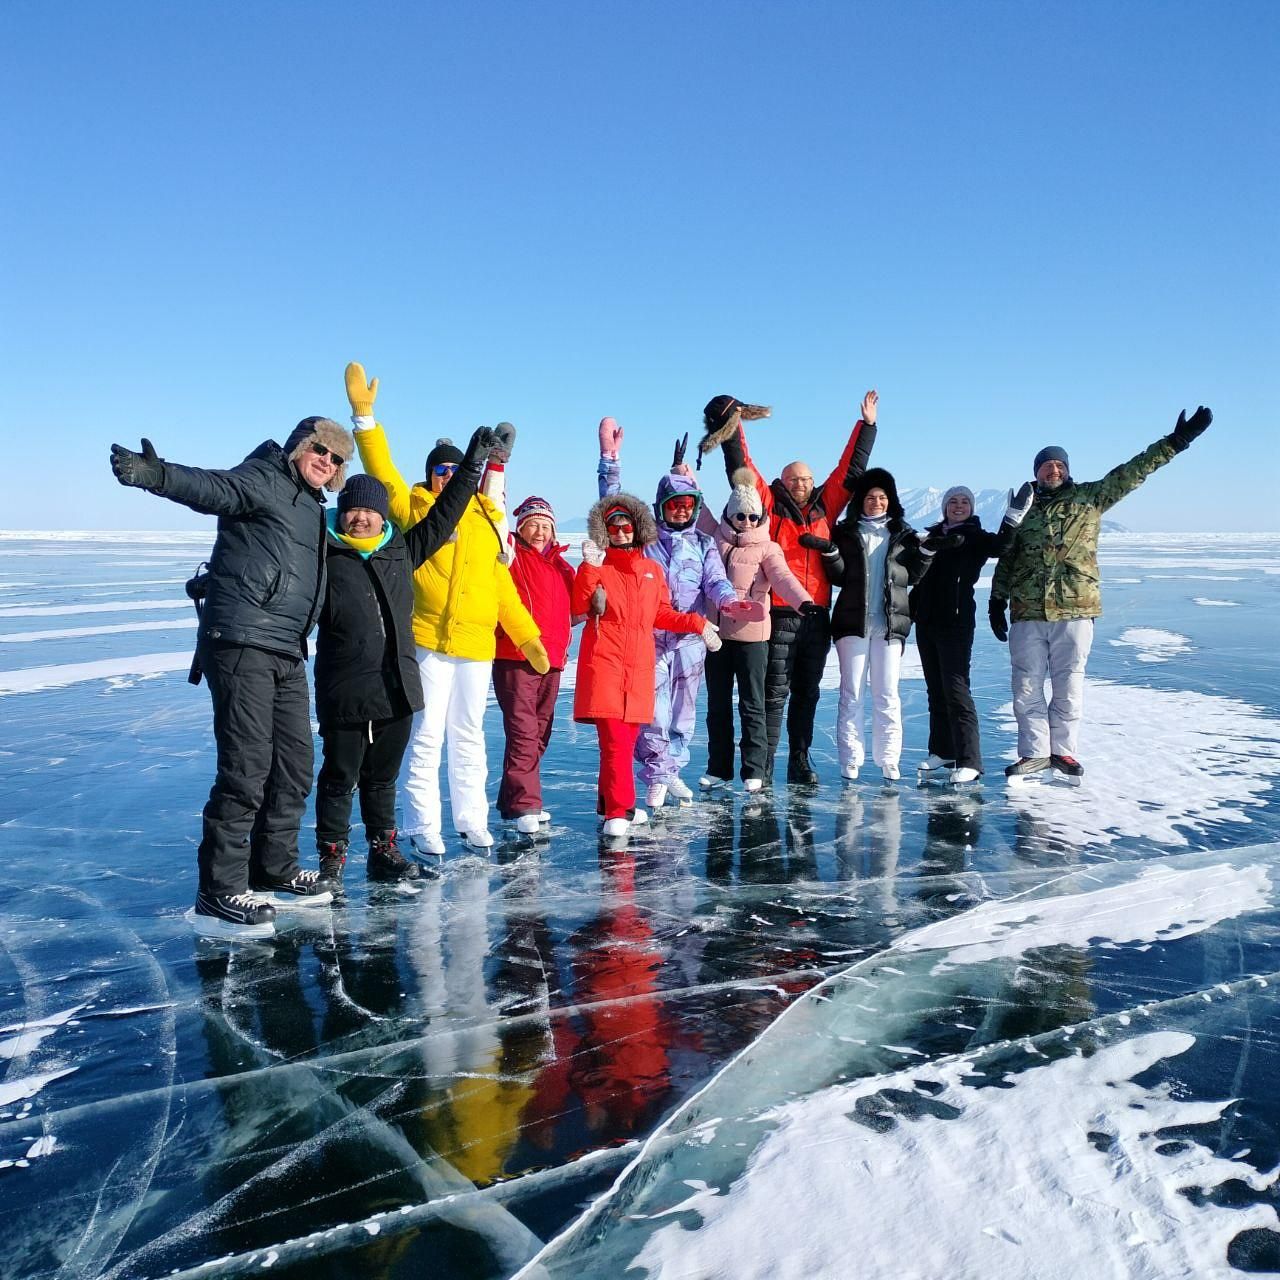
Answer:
[
  {"left": 402, "top": 428, "right": 493, "bottom": 569},
  {"left": 1093, "top": 407, "right": 1211, "bottom": 513},
  {"left": 111, "top": 438, "right": 275, "bottom": 518}
]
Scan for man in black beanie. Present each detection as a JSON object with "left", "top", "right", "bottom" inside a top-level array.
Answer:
[{"left": 110, "top": 415, "right": 355, "bottom": 937}]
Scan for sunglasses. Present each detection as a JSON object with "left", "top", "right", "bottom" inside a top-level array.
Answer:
[
  {"left": 310, "top": 442, "right": 349, "bottom": 466},
  {"left": 432, "top": 463, "right": 459, "bottom": 477},
  {"left": 731, "top": 511, "right": 764, "bottom": 524}
]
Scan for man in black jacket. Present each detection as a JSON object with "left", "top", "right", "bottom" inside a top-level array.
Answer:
[{"left": 110, "top": 416, "right": 354, "bottom": 937}]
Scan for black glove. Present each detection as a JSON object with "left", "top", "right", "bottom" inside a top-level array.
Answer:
[
  {"left": 799, "top": 602, "right": 826, "bottom": 617},
  {"left": 490, "top": 421, "right": 517, "bottom": 462},
  {"left": 1170, "top": 406, "right": 1212, "bottom": 452},
  {"left": 989, "top": 597, "right": 1009, "bottom": 643},
  {"left": 797, "top": 533, "right": 836, "bottom": 554},
  {"left": 921, "top": 531, "right": 964, "bottom": 553},
  {"left": 464, "top": 426, "right": 499, "bottom": 471},
  {"left": 672, "top": 433, "right": 689, "bottom": 468},
  {"left": 1002, "top": 481, "right": 1035, "bottom": 527},
  {"left": 110, "top": 438, "right": 165, "bottom": 490}
]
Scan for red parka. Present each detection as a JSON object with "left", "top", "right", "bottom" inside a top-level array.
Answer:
[
  {"left": 495, "top": 537, "right": 575, "bottom": 669},
  {"left": 572, "top": 492, "right": 706, "bottom": 724}
]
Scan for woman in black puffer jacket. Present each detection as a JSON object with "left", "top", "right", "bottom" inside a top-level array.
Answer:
[
  {"left": 909, "top": 484, "right": 1028, "bottom": 783},
  {"left": 828, "top": 467, "right": 935, "bottom": 783}
]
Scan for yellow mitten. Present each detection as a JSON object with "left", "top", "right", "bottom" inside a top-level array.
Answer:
[
  {"left": 344, "top": 362, "right": 379, "bottom": 416},
  {"left": 519, "top": 638, "right": 551, "bottom": 675}
]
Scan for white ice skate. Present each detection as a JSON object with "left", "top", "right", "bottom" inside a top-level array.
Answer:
[
  {"left": 646, "top": 782, "right": 668, "bottom": 810},
  {"left": 667, "top": 777, "right": 694, "bottom": 805}
]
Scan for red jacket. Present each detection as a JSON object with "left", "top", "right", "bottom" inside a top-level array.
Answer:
[
  {"left": 496, "top": 538, "right": 575, "bottom": 669},
  {"left": 724, "top": 419, "right": 874, "bottom": 609},
  {"left": 572, "top": 547, "right": 705, "bottom": 724}
]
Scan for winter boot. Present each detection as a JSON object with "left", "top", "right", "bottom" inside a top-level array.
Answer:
[
  {"left": 787, "top": 752, "right": 819, "bottom": 786},
  {"left": 1004, "top": 756, "right": 1051, "bottom": 780},
  {"left": 368, "top": 829, "right": 422, "bottom": 883},
  {"left": 317, "top": 839, "right": 349, "bottom": 890}
]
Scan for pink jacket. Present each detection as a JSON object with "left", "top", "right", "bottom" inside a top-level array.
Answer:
[{"left": 711, "top": 521, "right": 812, "bottom": 641}]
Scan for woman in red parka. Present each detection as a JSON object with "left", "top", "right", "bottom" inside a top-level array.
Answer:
[
  {"left": 493, "top": 495, "right": 580, "bottom": 835},
  {"left": 573, "top": 492, "right": 719, "bottom": 837}
]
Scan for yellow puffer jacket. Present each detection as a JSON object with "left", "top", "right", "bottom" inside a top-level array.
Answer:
[{"left": 355, "top": 422, "right": 539, "bottom": 659}]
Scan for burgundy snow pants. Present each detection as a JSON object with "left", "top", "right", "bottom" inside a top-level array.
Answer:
[{"left": 493, "top": 659, "right": 562, "bottom": 819}]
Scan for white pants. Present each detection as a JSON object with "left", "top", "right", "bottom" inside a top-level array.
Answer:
[
  {"left": 835, "top": 628, "right": 904, "bottom": 770},
  {"left": 1008, "top": 618, "right": 1094, "bottom": 758},
  {"left": 401, "top": 648, "right": 493, "bottom": 837}
]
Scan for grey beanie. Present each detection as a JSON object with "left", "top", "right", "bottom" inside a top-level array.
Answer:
[
  {"left": 941, "top": 485, "right": 975, "bottom": 518},
  {"left": 1033, "top": 445, "right": 1069, "bottom": 474}
]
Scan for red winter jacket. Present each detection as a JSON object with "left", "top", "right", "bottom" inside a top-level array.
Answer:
[
  {"left": 723, "top": 419, "right": 874, "bottom": 609},
  {"left": 495, "top": 537, "right": 575, "bottom": 669},
  {"left": 572, "top": 547, "right": 705, "bottom": 724}
]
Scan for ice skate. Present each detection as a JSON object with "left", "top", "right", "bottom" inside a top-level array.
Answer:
[
  {"left": 630, "top": 807, "right": 649, "bottom": 826},
  {"left": 460, "top": 827, "right": 494, "bottom": 851},
  {"left": 1005, "top": 756, "right": 1051, "bottom": 786},
  {"left": 646, "top": 782, "right": 669, "bottom": 810},
  {"left": 881, "top": 764, "right": 901, "bottom": 783},
  {"left": 667, "top": 777, "right": 694, "bottom": 805},
  {"left": 408, "top": 832, "right": 446, "bottom": 861},
  {"left": 513, "top": 813, "right": 542, "bottom": 835},
  {"left": 367, "top": 830, "right": 422, "bottom": 883},
  {"left": 537, "top": 810, "right": 551, "bottom": 825},
  {"left": 188, "top": 889, "right": 276, "bottom": 940},
  {"left": 249, "top": 868, "right": 333, "bottom": 909},
  {"left": 601, "top": 817, "right": 630, "bottom": 838},
  {"left": 743, "top": 777, "right": 763, "bottom": 793},
  {"left": 949, "top": 766, "right": 981, "bottom": 786},
  {"left": 699, "top": 775, "right": 731, "bottom": 792},
  {"left": 841, "top": 763, "right": 860, "bottom": 782},
  {"left": 917, "top": 753, "right": 955, "bottom": 776},
  {"left": 1050, "top": 754, "right": 1085, "bottom": 785}
]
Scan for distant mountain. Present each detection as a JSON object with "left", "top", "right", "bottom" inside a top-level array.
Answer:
[{"left": 897, "top": 487, "right": 1127, "bottom": 535}]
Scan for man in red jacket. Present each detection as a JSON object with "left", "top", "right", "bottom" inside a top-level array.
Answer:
[{"left": 708, "top": 390, "right": 878, "bottom": 785}]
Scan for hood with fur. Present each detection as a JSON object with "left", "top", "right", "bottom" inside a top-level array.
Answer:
[
  {"left": 847, "top": 466, "right": 904, "bottom": 522},
  {"left": 586, "top": 491, "right": 658, "bottom": 548},
  {"left": 283, "top": 416, "right": 354, "bottom": 493}
]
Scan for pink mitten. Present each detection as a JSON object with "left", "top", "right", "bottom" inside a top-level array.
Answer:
[{"left": 598, "top": 416, "right": 623, "bottom": 459}]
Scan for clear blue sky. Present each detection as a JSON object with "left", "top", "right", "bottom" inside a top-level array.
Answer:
[{"left": 3, "top": 1, "right": 1276, "bottom": 531}]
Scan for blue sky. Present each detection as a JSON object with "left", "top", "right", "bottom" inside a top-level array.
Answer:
[{"left": 3, "top": 1, "right": 1276, "bottom": 531}]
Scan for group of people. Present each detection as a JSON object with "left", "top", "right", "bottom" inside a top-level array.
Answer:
[{"left": 108, "top": 368, "right": 1213, "bottom": 939}]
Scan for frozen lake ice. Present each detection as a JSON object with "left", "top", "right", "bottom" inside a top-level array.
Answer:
[{"left": 2, "top": 530, "right": 1280, "bottom": 1278}]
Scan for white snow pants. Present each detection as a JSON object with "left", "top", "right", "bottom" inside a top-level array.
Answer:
[
  {"left": 835, "top": 628, "right": 904, "bottom": 770},
  {"left": 1008, "top": 618, "right": 1094, "bottom": 758},
  {"left": 401, "top": 648, "right": 493, "bottom": 838}
]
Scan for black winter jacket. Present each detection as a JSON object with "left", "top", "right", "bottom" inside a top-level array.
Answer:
[
  {"left": 157, "top": 441, "right": 328, "bottom": 658},
  {"left": 313, "top": 464, "right": 480, "bottom": 729},
  {"left": 908, "top": 516, "right": 1010, "bottom": 631},
  {"left": 829, "top": 468, "right": 932, "bottom": 643}
]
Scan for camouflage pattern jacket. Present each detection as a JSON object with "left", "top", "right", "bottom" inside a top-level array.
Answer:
[{"left": 992, "top": 435, "right": 1179, "bottom": 622}]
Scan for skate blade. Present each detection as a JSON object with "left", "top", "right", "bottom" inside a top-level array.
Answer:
[
  {"left": 252, "top": 890, "right": 334, "bottom": 909},
  {"left": 184, "top": 907, "right": 275, "bottom": 940},
  {"left": 1005, "top": 774, "right": 1043, "bottom": 788}
]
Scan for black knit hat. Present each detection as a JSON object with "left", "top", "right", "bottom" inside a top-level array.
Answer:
[
  {"left": 1033, "top": 445, "right": 1070, "bottom": 474},
  {"left": 425, "top": 437, "right": 465, "bottom": 474},
  {"left": 337, "top": 473, "right": 390, "bottom": 520}
]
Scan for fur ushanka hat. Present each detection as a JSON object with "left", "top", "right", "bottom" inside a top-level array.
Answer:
[
  {"left": 697, "top": 395, "right": 772, "bottom": 470},
  {"left": 283, "top": 417, "right": 354, "bottom": 492}
]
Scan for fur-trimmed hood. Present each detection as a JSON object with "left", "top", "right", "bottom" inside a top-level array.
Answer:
[
  {"left": 845, "top": 466, "right": 904, "bottom": 523},
  {"left": 282, "top": 416, "right": 355, "bottom": 493},
  {"left": 697, "top": 395, "right": 771, "bottom": 470},
  {"left": 586, "top": 491, "right": 658, "bottom": 548}
]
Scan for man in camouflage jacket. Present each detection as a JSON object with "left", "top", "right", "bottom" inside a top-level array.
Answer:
[{"left": 989, "top": 406, "right": 1213, "bottom": 780}]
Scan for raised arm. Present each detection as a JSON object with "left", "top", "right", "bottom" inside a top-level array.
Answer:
[
  {"left": 597, "top": 416, "right": 623, "bottom": 499},
  {"left": 345, "top": 361, "right": 415, "bottom": 530},
  {"left": 721, "top": 421, "right": 772, "bottom": 515},
  {"left": 1091, "top": 408, "right": 1211, "bottom": 512},
  {"left": 819, "top": 389, "right": 878, "bottom": 521},
  {"left": 402, "top": 428, "right": 493, "bottom": 569}
]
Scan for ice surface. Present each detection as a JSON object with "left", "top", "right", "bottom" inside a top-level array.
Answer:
[{"left": 2, "top": 531, "right": 1280, "bottom": 1279}]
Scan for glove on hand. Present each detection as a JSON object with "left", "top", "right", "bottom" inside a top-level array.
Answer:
[
  {"left": 598, "top": 417, "right": 623, "bottom": 459},
  {"left": 344, "top": 362, "right": 378, "bottom": 417},
  {"left": 588, "top": 585, "right": 607, "bottom": 616},
  {"left": 520, "top": 637, "right": 551, "bottom": 675},
  {"left": 490, "top": 421, "right": 516, "bottom": 463},
  {"left": 1003, "top": 481, "right": 1035, "bottom": 527},
  {"left": 799, "top": 602, "right": 826, "bottom": 617},
  {"left": 110, "top": 438, "right": 165, "bottom": 490},
  {"left": 582, "top": 540, "right": 606, "bottom": 567},
  {"left": 989, "top": 597, "right": 1009, "bottom": 643},
  {"left": 672, "top": 433, "right": 689, "bottom": 468},
  {"left": 921, "top": 531, "right": 965, "bottom": 553},
  {"left": 1171, "top": 406, "right": 1212, "bottom": 451},
  {"left": 464, "top": 426, "right": 499, "bottom": 471},
  {"left": 701, "top": 621, "right": 723, "bottom": 652},
  {"left": 797, "top": 533, "right": 836, "bottom": 554},
  {"left": 722, "top": 599, "right": 766, "bottom": 622}
]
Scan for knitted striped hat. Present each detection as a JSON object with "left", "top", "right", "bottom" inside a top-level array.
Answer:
[{"left": 513, "top": 494, "right": 557, "bottom": 536}]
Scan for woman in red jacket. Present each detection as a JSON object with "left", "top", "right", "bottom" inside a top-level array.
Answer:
[
  {"left": 573, "top": 493, "right": 720, "bottom": 837},
  {"left": 493, "top": 496, "right": 578, "bottom": 835}
]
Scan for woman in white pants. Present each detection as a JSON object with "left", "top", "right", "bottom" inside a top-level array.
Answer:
[{"left": 828, "top": 467, "right": 944, "bottom": 782}]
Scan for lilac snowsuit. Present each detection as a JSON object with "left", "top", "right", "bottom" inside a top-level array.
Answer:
[{"left": 598, "top": 458, "right": 737, "bottom": 784}]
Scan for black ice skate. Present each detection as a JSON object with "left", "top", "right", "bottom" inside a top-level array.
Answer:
[
  {"left": 249, "top": 867, "right": 334, "bottom": 908},
  {"left": 1051, "top": 754, "right": 1085, "bottom": 784},
  {"left": 188, "top": 889, "right": 276, "bottom": 940}
]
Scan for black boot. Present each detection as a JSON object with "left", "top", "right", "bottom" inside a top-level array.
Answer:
[
  {"left": 317, "top": 839, "right": 348, "bottom": 891},
  {"left": 368, "top": 829, "right": 422, "bottom": 883},
  {"left": 787, "top": 751, "right": 819, "bottom": 786}
]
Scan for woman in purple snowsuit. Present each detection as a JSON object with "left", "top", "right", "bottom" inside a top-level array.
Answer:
[{"left": 597, "top": 417, "right": 750, "bottom": 809}]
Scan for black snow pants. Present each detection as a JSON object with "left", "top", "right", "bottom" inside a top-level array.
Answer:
[
  {"left": 915, "top": 624, "right": 982, "bottom": 771},
  {"left": 315, "top": 714, "right": 414, "bottom": 845},
  {"left": 197, "top": 640, "right": 313, "bottom": 897},
  {"left": 704, "top": 639, "right": 769, "bottom": 782},
  {"left": 765, "top": 605, "right": 832, "bottom": 777}
]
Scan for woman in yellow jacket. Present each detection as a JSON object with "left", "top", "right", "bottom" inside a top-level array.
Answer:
[{"left": 345, "top": 363, "right": 547, "bottom": 856}]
